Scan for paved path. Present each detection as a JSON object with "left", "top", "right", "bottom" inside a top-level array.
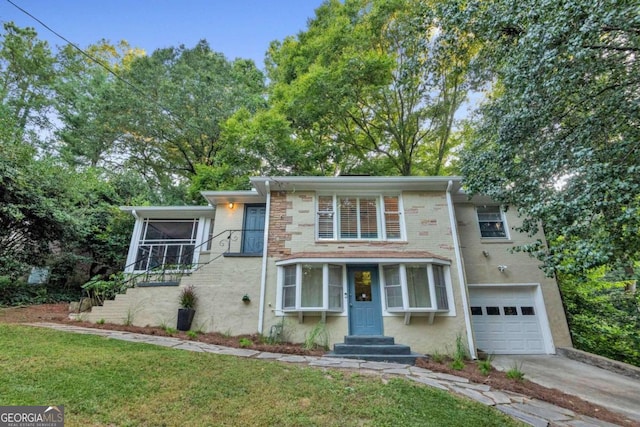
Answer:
[{"left": 28, "top": 323, "right": 626, "bottom": 427}]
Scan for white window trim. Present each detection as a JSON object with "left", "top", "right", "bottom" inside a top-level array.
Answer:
[
  {"left": 315, "top": 193, "right": 406, "bottom": 241},
  {"left": 125, "top": 217, "right": 211, "bottom": 273},
  {"left": 275, "top": 263, "right": 347, "bottom": 314},
  {"left": 379, "top": 263, "right": 456, "bottom": 317},
  {"left": 476, "top": 205, "right": 510, "bottom": 240}
]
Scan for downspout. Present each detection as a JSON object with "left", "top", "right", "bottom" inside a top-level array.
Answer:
[
  {"left": 446, "top": 180, "right": 477, "bottom": 359},
  {"left": 257, "top": 181, "right": 271, "bottom": 334}
]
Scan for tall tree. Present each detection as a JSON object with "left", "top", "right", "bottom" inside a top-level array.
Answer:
[
  {"left": 55, "top": 40, "right": 144, "bottom": 168},
  {"left": 266, "top": 0, "right": 476, "bottom": 176},
  {"left": 112, "top": 41, "right": 266, "bottom": 191},
  {"left": 0, "top": 22, "right": 55, "bottom": 146},
  {"left": 453, "top": 0, "right": 640, "bottom": 277}
]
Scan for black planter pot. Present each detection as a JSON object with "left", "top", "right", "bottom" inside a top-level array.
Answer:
[{"left": 177, "top": 308, "right": 196, "bottom": 331}]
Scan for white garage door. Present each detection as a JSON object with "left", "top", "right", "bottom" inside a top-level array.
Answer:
[{"left": 469, "top": 286, "right": 546, "bottom": 354}]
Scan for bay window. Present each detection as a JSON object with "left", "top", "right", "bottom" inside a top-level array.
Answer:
[
  {"left": 316, "top": 194, "right": 403, "bottom": 240},
  {"left": 279, "top": 263, "right": 344, "bottom": 311},
  {"left": 382, "top": 263, "right": 450, "bottom": 312}
]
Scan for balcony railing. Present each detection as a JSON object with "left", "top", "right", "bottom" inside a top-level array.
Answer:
[
  {"left": 122, "top": 228, "right": 263, "bottom": 285},
  {"left": 208, "top": 229, "right": 264, "bottom": 256}
]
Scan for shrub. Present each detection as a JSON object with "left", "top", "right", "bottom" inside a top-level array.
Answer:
[
  {"left": 81, "top": 273, "right": 127, "bottom": 306},
  {"left": 179, "top": 285, "right": 197, "bottom": 309},
  {"left": 304, "top": 321, "right": 329, "bottom": 350},
  {"left": 239, "top": 337, "right": 253, "bottom": 348},
  {"left": 506, "top": 363, "right": 525, "bottom": 381}
]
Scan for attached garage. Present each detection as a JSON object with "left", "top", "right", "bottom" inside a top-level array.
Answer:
[{"left": 468, "top": 285, "right": 553, "bottom": 354}]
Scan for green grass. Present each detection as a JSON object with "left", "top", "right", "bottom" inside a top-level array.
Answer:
[{"left": 0, "top": 325, "right": 522, "bottom": 426}]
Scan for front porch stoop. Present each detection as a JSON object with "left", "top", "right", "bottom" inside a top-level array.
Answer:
[{"left": 325, "top": 335, "right": 422, "bottom": 366}]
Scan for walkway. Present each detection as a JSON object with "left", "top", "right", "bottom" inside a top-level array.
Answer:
[{"left": 30, "top": 323, "right": 624, "bottom": 427}]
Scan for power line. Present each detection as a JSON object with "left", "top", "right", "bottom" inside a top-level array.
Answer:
[
  {"left": 5, "top": 0, "right": 206, "bottom": 149},
  {"left": 6, "top": 0, "right": 149, "bottom": 100}
]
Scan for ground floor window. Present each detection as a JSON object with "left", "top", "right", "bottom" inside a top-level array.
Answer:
[
  {"left": 382, "top": 263, "right": 450, "bottom": 311},
  {"left": 279, "top": 263, "right": 344, "bottom": 311}
]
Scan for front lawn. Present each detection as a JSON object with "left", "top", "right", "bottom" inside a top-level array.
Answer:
[{"left": 0, "top": 325, "right": 521, "bottom": 426}]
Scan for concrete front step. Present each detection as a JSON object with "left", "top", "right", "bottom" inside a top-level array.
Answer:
[
  {"left": 333, "top": 343, "right": 412, "bottom": 355},
  {"left": 327, "top": 335, "right": 421, "bottom": 365},
  {"left": 324, "top": 353, "right": 422, "bottom": 365},
  {"left": 344, "top": 335, "right": 395, "bottom": 345}
]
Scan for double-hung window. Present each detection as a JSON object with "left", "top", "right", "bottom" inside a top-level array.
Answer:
[
  {"left": 316, "top": 194, "right": 403, "bottom": 240},
  {"left": 382, "top": 263, "right": 450, "bottom": 312},
  {"left": 279, "top": 263, "right": 344, "bottom": 311},
  {"left": 476, "top": 206, "right": 508, "bottom": 238}
]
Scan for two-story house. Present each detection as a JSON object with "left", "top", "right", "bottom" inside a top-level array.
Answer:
[{"left": 86, "top": 176, "right": 572, "bottom": 360}]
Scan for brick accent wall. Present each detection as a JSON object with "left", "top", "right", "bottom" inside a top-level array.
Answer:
[{"left": 267, "top": 191, "right": 292, "bottom": 257}]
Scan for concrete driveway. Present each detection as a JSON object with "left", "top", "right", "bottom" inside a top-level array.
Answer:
[{"left": 492, "top": 354, "right": 640, "bottom": 423}]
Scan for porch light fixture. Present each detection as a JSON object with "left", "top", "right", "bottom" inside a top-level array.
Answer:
[
  {"left": 498, "top": 265, "right": 508, "bottom": 273},
  {"left": 228, "top": 202, "right": 234, "bottom": 209}
]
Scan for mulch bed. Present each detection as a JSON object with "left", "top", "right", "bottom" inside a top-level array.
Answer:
[{"left": 415, "top": 358, "right": 633, "bottom": 425}]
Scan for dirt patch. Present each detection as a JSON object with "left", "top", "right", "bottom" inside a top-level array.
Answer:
[
  {"left": 0, "top": 304, "right": 634, "bottom": 425},
  {"left": 0, "top": 303, "right": 69, "bottom": 323}
]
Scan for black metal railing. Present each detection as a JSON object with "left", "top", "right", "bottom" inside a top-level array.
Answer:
[{"left": 101, "top": 228, "right": 265, "bottom": 296}]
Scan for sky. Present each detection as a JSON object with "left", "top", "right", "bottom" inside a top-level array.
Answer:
[{"left": 0, "top": 0, "right": 324, "bottom": 68}]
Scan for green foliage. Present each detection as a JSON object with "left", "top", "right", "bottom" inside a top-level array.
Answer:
[
  {"left": 430, "top": 350, "right": 446, "bottom": 364},
  {"left": 123, "top": 309, "right": 134, "bottom": 326},
  {"left": 266, "top": 0, "right": 475, "bottom": 176},
  {"left": 560, "top": 270, "right": 640, "bottom": 366},
  {"left": 178, "top": 285, "right": 197, "bottom": 309},
  {"left": 238, "top": 337, "right": 253, "bottom": 348},
  {"left": 451, "top": 0, "right": 640, "bottom": 277},
  {"left": 186, "top": 330, "right": 198, "bottom": 339},
  {"left": 0, "top": 325, "right": 521, "bottom": 426},
  {"left": 505, "top": 363, "right": 525, "bottom": 381},
  {"left": 164, "top": 326, "right": 177, "bottom": 335},
  {"left": 454, "top": 334, "right": 468, "bottom": 361},
  {"left": 113, "top": 41, "right": 266, "bottom": 190},
  {"left": 81, "top": 273, "right": 127, "bottom": 306},
  {"left": 450, "top": 358, "right": 465, "bottom": 370},
  {"left": 96, "top": 318, "right": 105, "bottom": 325},
  {"left": 447, "top": 334, "right": 468, "bottom": 370},
  {"left": 478, "top": 355, "right": 494, "bottom": 376},
  {"left": 304, "top": 321, "right": 330, "bottom": 350},
  {"left": 55, "top": 40, "right": 143, "bottom": 168},
  {"left": 0, "top": 22, "right": 56, "bottom": 143}
]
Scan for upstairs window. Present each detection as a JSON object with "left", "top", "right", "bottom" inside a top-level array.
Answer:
[
  {"left": 316, "top": 194, "right": 403, "bottom": 240},
  {"left": 476, "top": 206, "right": 508, "bottom": 238}
]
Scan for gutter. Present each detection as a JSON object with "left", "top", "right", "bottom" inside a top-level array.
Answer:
[
  {"left": 446, "top": 180, "right": 477, "bottom": 359},
  {"left": 257, "top": 180, "right": 271, "bottom": 334}
]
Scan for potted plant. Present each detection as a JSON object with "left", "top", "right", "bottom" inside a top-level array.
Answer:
[{"left": 177, "top": 285, "right": 197, "bottom": 331}]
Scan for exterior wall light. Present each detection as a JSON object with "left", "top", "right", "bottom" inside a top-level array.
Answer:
[{"left": 228, "top": 202, "right": 234, "bottom": 209}]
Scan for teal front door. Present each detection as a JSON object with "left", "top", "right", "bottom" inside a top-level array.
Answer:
[
  {"left": 242, "top": 204, "right": 265, "bottom": 254},
  {"left": 348, "top": 266, "right": 383, "bottom": 335}
]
